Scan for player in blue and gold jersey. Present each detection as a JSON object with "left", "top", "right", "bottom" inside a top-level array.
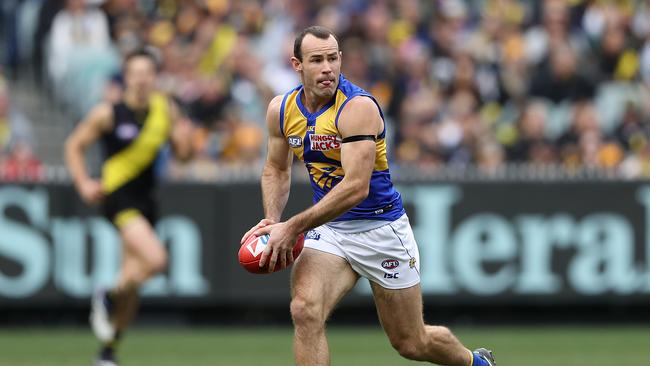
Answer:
[
  {"left": 279, "top": 67, "right": 403, "bottom": 224},
  {"left": 64, "top": 49, "right": 193, "bottom": 366},
  {"left": 242, "top": 26, "right": 495, "bottom": 366}
]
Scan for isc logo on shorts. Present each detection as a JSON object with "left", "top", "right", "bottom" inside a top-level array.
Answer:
[{"left": 310, "top": 134, "right": 341, "bottom": 151}]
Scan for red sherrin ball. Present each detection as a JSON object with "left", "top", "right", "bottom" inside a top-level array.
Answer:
[{"left": 238, "top": 233, "right": 305, "bottom": 274}]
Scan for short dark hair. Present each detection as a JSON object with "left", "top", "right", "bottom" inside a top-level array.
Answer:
[
  {"left": 124, "top": 48, "right": 160, "bottom": 72},
  {"left": 293, "top": 26, "right": 339, "bottom": 61}
]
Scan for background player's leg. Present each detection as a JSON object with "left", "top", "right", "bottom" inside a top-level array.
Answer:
[
  {"left": 291, "top": 248, "right": 359, "bottom": 366},
  {"left": 118, "top": 215, "right": 167, "bottom": 288},
  {"left": 94, "top": 215, "right": 166, "bottom": 364},
  {"left": 110, "top": 216, "right": 167, "bottom": 332},
  {"left": 112, "top": 246, "right": 141, "bottom": 332},
  {"left": 371, "top": 282, "right": 472, "bottom": 366}
]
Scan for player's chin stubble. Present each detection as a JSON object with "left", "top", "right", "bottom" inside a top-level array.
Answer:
[{"left": 317, "top": 85, "right": 335, "bottom": 98}]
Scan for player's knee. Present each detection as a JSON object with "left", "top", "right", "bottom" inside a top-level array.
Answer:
[
  {"left": 152, "top": 248, "right": 168, "bottom": 273},
  {"left": 290, "top": 297, "right": 323, "bottom": 328},
  {"left": 144, "top": 247, "right": 167, "bottom": 276},
  {"left": 391, "top": 337, "right": 424, "bottom": 360}
]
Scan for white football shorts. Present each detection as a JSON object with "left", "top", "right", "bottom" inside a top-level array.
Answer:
[{"left": 304, "top": 214, "right": 421, "bottom": 289}]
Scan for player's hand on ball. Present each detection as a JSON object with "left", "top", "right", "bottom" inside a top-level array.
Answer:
[
  {"left": 240, "top": 218, "right": 276, "bottom": 245},
  {"left": 254, "top": 222, "right": 299, "bottom": 273},
  {"left": 238, "top": 229, "right": 304, "bottom": 274}
]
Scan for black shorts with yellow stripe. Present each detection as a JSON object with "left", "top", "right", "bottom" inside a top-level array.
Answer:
[{"left": 102, "top": 188, "right": 157, "bottom": 229}]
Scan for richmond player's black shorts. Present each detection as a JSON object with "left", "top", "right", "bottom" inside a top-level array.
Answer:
[{"left": 102, "top": 188, "right": 157, "bottom": 229}]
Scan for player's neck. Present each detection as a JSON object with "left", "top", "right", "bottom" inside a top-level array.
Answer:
[
  {"left": 301, "top": 88, "right": 332, "bottom": 114},
  {"left": 123, "top": 91, "right": 149, "bottom": 111}
]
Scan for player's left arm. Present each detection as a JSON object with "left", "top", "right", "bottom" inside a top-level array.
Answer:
[
  {"left": 255, "top": 96, "right": 381, "bottom": 271},
  {"left": 168, "top": 98, "right": 194, "bottom": 162}
]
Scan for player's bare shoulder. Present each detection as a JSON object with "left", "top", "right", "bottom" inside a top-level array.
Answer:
[
  {"left": 340, "top": 96, "right": 380, "bottom": 120},
  {"left": 338, "top": 96, "right": 382, "bottom": 136},
  {"left": 85, "top": 102, "right": 115, "bottom": 132},
  {"left": 265, "top": 95, "right": 284, "bottom": 136}
]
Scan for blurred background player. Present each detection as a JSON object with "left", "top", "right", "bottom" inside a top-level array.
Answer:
[
  {"left": 242, "top": 26, "right": 495, "bottom": 366},
  {"left": 64, "top": 48, "right": 193, "bottom": 366}
]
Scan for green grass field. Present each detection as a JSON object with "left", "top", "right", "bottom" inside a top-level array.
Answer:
[{"left": 0, "top": 326, "right": 647, "bottom": 366}]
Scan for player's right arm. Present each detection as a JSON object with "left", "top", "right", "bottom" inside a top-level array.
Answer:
[
  {"left": 240, "top": 95, "right": 293, "bottom": 244},
  {"left": 64, "top": 103, "right": 113, "bottom": 206}
]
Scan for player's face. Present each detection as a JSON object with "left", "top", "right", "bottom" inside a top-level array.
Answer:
[
  {"left": 293, "top": 34, "right": 341, "bottom": 100},
  {"left": 124, "top": 56, "right": 157, "bottom": 100}
]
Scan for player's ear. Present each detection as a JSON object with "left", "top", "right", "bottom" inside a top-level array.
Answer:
[{"left": 290, "top": 57, "right": 302, "bottom": 72}]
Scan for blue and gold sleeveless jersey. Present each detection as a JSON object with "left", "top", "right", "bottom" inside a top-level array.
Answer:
[{"left": 279, "top": 75, "right": 404, "bottom": 222}]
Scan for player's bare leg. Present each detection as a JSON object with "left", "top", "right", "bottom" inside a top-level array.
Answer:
[
  {"left": 290, "top": 248, "right": 359, "bottom": 366},
  {"left": 92, "top": 215, "right": 166, "bottom": 365},
  {"left": 111, "top": 245, "right": 142, "bottom": 331},
  {"left": 371, "top": 282, "right": 473, "bottom": 366},
  {"left": 113, "top": 216, "right": 167, "bottom": 330}
]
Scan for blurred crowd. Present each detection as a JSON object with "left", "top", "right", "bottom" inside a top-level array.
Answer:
[
  {"left": 0, "top": 72, "right": 43, "bottom": 181},
  {"left": 3, "top": 0, "right": 650, "bottom": 179}
]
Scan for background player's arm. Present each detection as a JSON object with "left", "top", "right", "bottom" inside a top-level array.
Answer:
[
  {"left": 284, "top": 96, "right": 380, "bottom": 233},
  {"left": 169, "top": 99, "right": 194, "bottom": 162},
  {"left": 64, "top": 103, "right": 113, "bottom": 205},
  {"left": 241, "top": 95, "right": 292, "bottom": 244}
]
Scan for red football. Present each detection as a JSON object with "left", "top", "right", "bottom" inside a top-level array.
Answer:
[{"left": 238, "top": 233, "right": 305, "bottom": 274}]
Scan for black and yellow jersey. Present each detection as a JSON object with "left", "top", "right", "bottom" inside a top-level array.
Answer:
[
  {"left": 101, "top": 92, "right": 171, "bottom": 195},
  {"left": 279, "top": 74, "right": 404, "bottom": 222},
  {"left": 100, "top": 93, "right": 171, "bottom": 227}
]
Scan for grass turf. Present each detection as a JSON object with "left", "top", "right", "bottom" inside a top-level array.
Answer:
[{"left": 0, "top": 326, "right": 647, "bottom": 366}]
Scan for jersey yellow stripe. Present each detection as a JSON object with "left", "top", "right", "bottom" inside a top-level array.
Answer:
[
  {"left": 102, "top": 93, "right": 170, "bottom": 193},
  {"left": 283, "top": 90, "right": 306, "bottom": 161},
  {"left": 374, "top": 138, "right": 389, "bottom": 171}
]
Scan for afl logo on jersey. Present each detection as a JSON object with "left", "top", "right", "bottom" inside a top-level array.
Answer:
[
  {"left": 288, "top": 135, "right": 303, "bottom": 148},
  {"left": 116, "top": 123, "right": 139, "bottom": 141},
  {"left": 310, "top": 134, "right": 341, "bottom": 151}
]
